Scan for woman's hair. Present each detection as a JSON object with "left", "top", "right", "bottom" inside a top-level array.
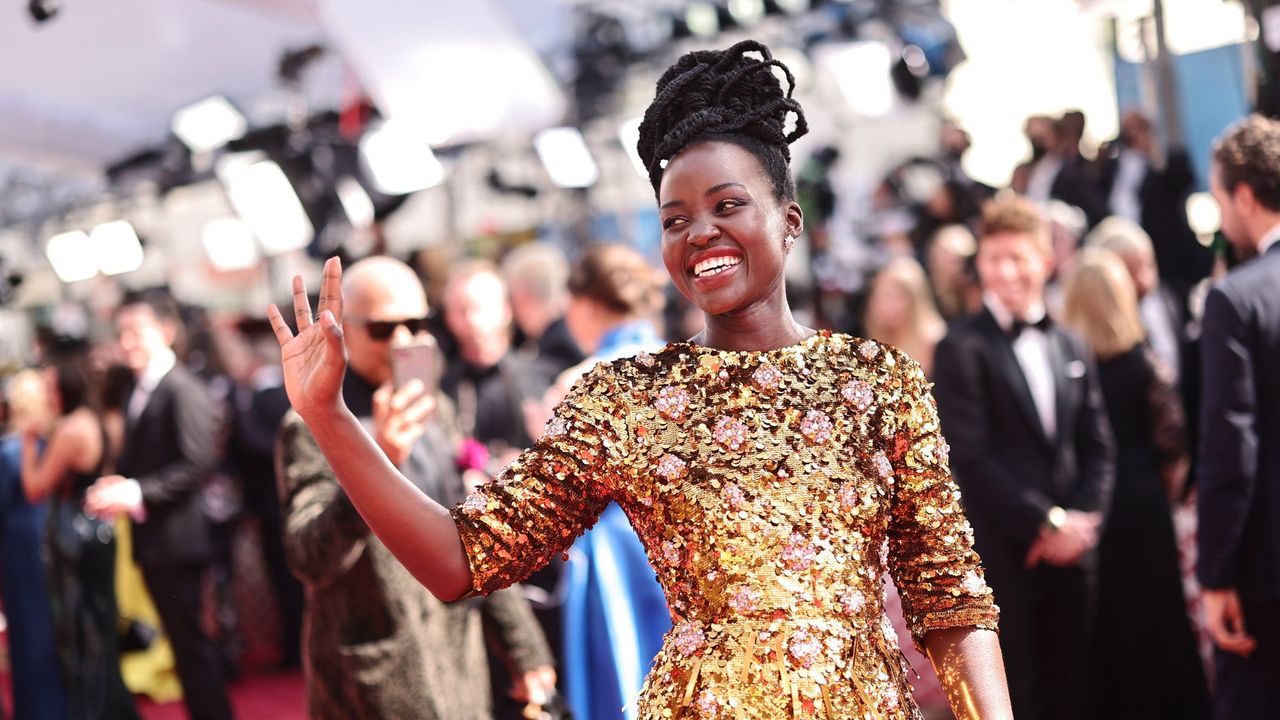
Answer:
[
  {"left": 50, "top": 358, "right": 95, "bottom": 417},
  {"left": 636, "top": 40, "right": 808, "bottom": 200},
  {"left": 99, "top": 363, "right": 136, "bottom": 415},
  {"left": 567, "top": 244, "right": 667, "bottom": 319},
  {"left": 864, "top": 257, "right": 946, "bottom": 345},
  {"left": 1062, "top": 249, "right": 1146, "bottom": 360}
]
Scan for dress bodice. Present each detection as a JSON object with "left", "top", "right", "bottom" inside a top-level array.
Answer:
[{"left": 452, "top": 331, "right": 998, "bottom": 719}]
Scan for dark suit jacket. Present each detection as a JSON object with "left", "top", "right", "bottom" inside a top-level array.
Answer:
[
  {"left": 1197, "top": 242, "right": 1280, "bottom": 602},
  {"left": 117, "top": 362, "right": 216, "bottom": 568},
  {"left": 277, "top": 371, "right": 552, "bottom": 719},
  {"left": 933, "top": 308, "right": 1116, "bottom": 577},
  {"left": 1098, "top": 148, "right": 1212, "bottom": 290}
]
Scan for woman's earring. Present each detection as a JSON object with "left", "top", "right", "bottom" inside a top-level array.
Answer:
[{"left": 784, "top": 233, "right": 797, "bottom": 251}]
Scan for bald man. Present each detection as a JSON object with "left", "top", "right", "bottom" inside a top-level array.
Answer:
[{"left": 275, "top": 257, "right": 555, "bottom": 719}]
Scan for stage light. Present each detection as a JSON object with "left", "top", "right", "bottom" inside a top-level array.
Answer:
[
  {"left": 202, "top": 218, "right": 260, "bottom": 272},
  {"left": 171, "top": 96, "right": 247, "bottom": 154},
  {"left": 685, "top": 2, "right": 720, "bottom": 37},
  {"left": 534, "top": 127, "right": 599, "bottom": 189},
  {"left": 1186, "top": 192, "right": 1221, "bottom": 244},
  {"left": 218, "top": 154, "right": 314, "bottom": 256},
  {"left": 336, "top": 176, "right": 376, "bottom": 229},
  {"left": 817, "top": 41, "right": 895, "bottom": 117},
  {"left": 46, "top": 231, "right": 96, "bottom": 283},
  {"left": 618, "top": 117, "right": 648, "bottom": 180},
  {"left": 727, "top": 0, "right": 766, "bottom": 26},
  {"left": 359, "top": 121, "right": 446, "bottom": 196},
  {"left": 90, "top": 220, "right": 144, "bottom": 276}
]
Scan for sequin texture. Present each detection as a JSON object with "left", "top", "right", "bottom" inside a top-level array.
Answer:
[{"left": 450, "top": 333, "right": 998, "bottom": 719}]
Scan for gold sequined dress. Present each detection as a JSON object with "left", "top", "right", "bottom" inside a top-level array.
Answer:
[{"left": 451, "top": 332, "right": 998, "bottom": 719}]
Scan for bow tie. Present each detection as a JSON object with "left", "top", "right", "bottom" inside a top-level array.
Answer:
[{"left": 1008, "top": 315, "right": 1052, "bottom": 339}]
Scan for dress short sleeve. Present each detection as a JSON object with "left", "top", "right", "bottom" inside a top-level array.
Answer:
[
  {"left": 884, "top": 351, "right": 1000, "bottom": 647},
  {"left": 450, "top": 362, "right": 627, "bottom": 596}
]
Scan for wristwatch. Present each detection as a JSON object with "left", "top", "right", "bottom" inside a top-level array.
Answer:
[{"left": 1046, "top": 506, "right": 1067, "bottom": 530}]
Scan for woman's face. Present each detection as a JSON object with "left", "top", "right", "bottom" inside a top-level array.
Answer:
[
  {"left": 867, "top": 275, "right": 911, "bottom": 332},
  {"left": 658, "top": 141, "right": 801, "bottom": 317}
]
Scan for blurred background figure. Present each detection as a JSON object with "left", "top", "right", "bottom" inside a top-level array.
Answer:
[
  {"left": 552, "top": 244, "right": 670, "bottom": 720},
  {"left": 925, "top": 224, "right": 982, "bottom": 320},
  {"left": 1013, "top": 114, "right": 1106, "bottom": 227},
  {"left": 934, "top": 196, "right": 1115, "bottom": 720},
  {"left": 1098, "top": 111, "right": 1212, "bottom": 298},
  {"left": 21, "top": 358, "right": 140, "bottom": 720},
  {"left": 1198, "top": 115, "right": 1280, "bottom": 720},
  {"left": 277, "top": 256, "right": 555, "bottom": 720},
  {"left": 862, "top": 256, "right": 947, "bottom": 376},
  {"left": 1061, "top": 249, "right": 1209, "bottom": 719},
  {"left": 502, "top": 243, "right": 586, "bottom": 374},
  {"left": 0, "top": 370, "right": 70, "bottom": 720},
  {"left": 441, "top": 261, "right": 555, "bottom": 462}
]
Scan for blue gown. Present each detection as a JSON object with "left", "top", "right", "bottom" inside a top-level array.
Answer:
[
  {"left": 0, "top": 436, "right": 70, "bottom": 720},
  {"left": 562, "top": 321, "right": 672, "bottom": 720}
]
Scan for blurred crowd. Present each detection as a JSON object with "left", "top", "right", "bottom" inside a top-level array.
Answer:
[{"left": 2, "top": 105, "right": 1275, "bottom": 720}]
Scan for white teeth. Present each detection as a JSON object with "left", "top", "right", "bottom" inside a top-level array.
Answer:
[{"left": 693, "top": 256, "right": 741, "bottom": 277}]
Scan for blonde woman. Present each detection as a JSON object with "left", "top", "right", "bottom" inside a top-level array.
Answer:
[
  {"left": 864, "top": 256, "right": 947, "bottom": 376},
  {"left": 1061, "top": 249, "right": 1209, "bottom": 719}
]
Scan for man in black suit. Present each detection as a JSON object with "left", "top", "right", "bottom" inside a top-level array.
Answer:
[
  {"left": 1197, "top": 115, "right": 1280, "bottom": 719},
  {"left": 87, "top": 294, "right": 234, "bottom": 720},
  {"left": 1098, "top": 111, "right": 1213, "bottom": 297},
  {"left": 933, "top": 196, "right": 1116, "bottom": 720}
]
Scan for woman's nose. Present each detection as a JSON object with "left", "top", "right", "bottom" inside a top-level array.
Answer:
[{"left": 687, "top": 220, "right": 720, "bottom": 246}]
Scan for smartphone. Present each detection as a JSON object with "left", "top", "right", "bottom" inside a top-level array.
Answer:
[{"left": 391, "top": 338, "right": 438, "bottom": 391}]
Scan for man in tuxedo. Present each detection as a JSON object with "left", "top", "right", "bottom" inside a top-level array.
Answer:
[
  {"left": 1197, "top": 115, "right": 1280, "bottom": 719},
  {"left": 1011, "top": 114, "right": 1106, "bottom": 228},
  {"left": 933, "top": 196, "right": 1116, "bottom": 720},
  {"left": 87, "top": 293, "right": 234, "bottom": 720}
]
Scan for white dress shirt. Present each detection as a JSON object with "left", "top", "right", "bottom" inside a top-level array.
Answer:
[
  {"left": 986, "top": 293, "right": 1057, "bottom": 438},
  {"left": 127, "top": 347, "right": 176, "bottom": 422},
  {"left": 1025, "top": 155, "right": 1064, "bottom": 203},
  {"left": 1108, "top": 149, "right": 1148, "bottom": 224}
]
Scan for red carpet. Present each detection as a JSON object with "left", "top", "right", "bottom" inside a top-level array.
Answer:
[{"left": 138, "top": 671, "right": 305, "bottom": 720}]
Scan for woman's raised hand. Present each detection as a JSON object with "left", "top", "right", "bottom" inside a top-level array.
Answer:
[{"left": 268, "top": 257, "right": 348, "bottom": 421}]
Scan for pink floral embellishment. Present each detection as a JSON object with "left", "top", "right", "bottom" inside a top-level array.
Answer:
[
  {"left": 839, "top": 589, "right": 867, "bottom": 616},
  {"left": 654, "top": 386, "right": 690, "bottom": 422},
  {"left": 859, "top": 339, "right": 879, "bottom": 361},
  {"left": 722, "top": 483, "right": 746, "bottom": 511},
  {"left": 695, "top": 689, "right": 720, "bottom": 718},
  {"left": 961, "top": 570, "right": 986, "bottom": 596},
  {"left": 837, "top": 483, "right": 859, "bottom": 511},
  {"left": 656, "top": 453, "right": 688, "bottom": 481},
  {"left": 543, "top": 416, "right": 568, "bottom": 438},
  {"left": 660, "top": 541, "right": 682, "bottom": 566},
  {"left": 636, "top": 351, "right": 655, "bottom": 367},
  {"left": 799, "top": 409, "right": 834, "bottom": 445},
  {"left": 461, "top": 493, "right": 486, "bottom": 514},
  {"left": 937, "top": 439, "right": 951, "bottom": 464},
  {"left": 841, "top": 379, "right": 874, "bottom": 411},
  {"left": 788, "top": 629, "right": 823, "bottom": 668},
  {"left": 673, "top": 621, "right": 706, "bottom": 656},
  {"left": 751, "top": 362, "right": 784, "bottom": 392},
  {"left": 728, "top": 586, "right": 761, "bottom": 613},
  {"left": 780, "top": 532, "right": 818, "bottom": 572},
  {"left": 712, "top": 416, "right": 749, "bottom": 451},
  {"left": 873, "top": 451, "right": 893, "bottom": 479}
]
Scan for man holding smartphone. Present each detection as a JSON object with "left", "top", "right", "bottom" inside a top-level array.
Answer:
[{"left": 276, "top": 256, "right": 555, "bottom": 719}]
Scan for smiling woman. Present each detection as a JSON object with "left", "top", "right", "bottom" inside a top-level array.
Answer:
[{"left": 270, "top": 40, "right": 1013, "bottom": 720}]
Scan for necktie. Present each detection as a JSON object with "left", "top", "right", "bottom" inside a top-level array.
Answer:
[{"left": 1008, "top": 315, "right": 1052, "bottom": 340}]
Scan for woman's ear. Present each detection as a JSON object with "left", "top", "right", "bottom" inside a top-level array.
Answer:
[{"left": 785, "top": 201, "right": 804, "bottom": 240}]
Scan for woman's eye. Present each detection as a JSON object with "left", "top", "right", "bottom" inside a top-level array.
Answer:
[
  {"left": 663, "top": 217, "right": 686, "bottom": 230},
  {"left": 716, "top": 199, "right": 743, "bottom": 212}
]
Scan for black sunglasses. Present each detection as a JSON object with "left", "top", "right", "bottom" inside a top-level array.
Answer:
[{"left": 353, "top": 316, "right": 430, "bottom": 341}]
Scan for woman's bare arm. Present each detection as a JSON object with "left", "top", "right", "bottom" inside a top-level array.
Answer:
[
  {"left": 267, "top": 258, "right": 472, "bottom": 601},
  {"left": 923, "top": 627, "right": 1013, "bottom": 720},
  {"left": 21, "top": 423, "right": 78, "bottom": 503}
]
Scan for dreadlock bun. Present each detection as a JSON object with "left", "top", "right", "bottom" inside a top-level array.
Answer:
[{"left": 636, "top": 40, "right": 808, "bottom": 199}]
